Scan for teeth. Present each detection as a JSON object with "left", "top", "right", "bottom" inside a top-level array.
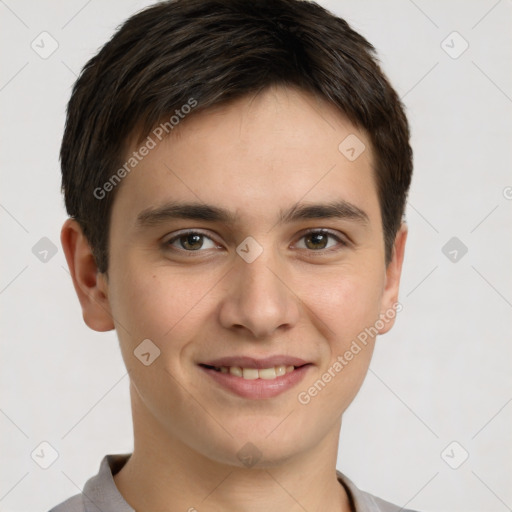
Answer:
[
  {"left": 275, "top": 365, "right": 287, "bottom": 377},
  {"left": 229, "top": 366, "right": 243, "bottom": 377},
  {"left": 242, "top": 368, "right": 259, "bottom": 380},
  {"left": 214, "top": 365, "right": 296, "bottom": 380},
  {"left": 258, "top": 367, "right": 276, "bottom": 380}
]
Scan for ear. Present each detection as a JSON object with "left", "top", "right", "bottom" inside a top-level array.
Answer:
[
  {"left": 377, "top": 223, "right": 408, "bottom": 335},
  {"left": 60, "top": 218, "right": 114, "bottom": 332}
]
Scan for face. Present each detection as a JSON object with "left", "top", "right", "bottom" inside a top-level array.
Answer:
[{"left": 65, "top": 86, "right": 406, "bottom": 468}]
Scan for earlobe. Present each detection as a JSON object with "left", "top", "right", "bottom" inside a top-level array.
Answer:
[
  {"left": 377, "top": 223, "right": 408, "bottom": 335},
  {"left": 60, "top": 219, "right": 115, "bottom": 332}
]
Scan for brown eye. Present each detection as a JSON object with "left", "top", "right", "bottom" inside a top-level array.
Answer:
[
  {"left": 179, "top": 233, "right": 204, "bottom": 250},
  {"left": 296, "top": 230, "right": 347, "bottom": 252},
  {"left": 305, "top": 232, "right": 329, "bottom": 250},
  {"left": 166, "top": 231, "right": 217, "bottom": 251}
]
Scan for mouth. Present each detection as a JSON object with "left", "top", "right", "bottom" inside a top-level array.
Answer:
[
  {"left": 199, "top": 363, "right": 299, "bottom": 380},
  {"left": 198, "top": 356, "right": 312, "bottom": 399}
]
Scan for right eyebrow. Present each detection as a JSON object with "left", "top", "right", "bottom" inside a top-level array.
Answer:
[{"left": 136, "top": 202, "right": 238, "bottom": 227}]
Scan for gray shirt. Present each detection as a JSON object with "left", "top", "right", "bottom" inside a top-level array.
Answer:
[{"left": 49, "top": 454, "right": 418, "bottom": 512}]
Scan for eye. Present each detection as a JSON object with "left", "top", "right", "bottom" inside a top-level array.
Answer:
[
  {"left": 165, "top": 231, "right": 219, "bottom": 251},
  {"left": 295, "top": 229, "right": 347, "bottom": 251}
]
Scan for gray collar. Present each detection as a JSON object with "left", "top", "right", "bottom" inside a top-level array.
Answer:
[{"left": 71, "top": 453, "right": 415, "bottom": 512}]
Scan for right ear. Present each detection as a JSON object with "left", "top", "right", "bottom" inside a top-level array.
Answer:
[{"left": 60, "top": 218, "right": 115, "bottom": 332}]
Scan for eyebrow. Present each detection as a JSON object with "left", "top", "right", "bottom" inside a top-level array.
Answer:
[{"left": 135, "top": 200, "right": 369, "bottom": 227}]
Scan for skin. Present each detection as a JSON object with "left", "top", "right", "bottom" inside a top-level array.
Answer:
[{"left": 62, "top": 85, "right": 407, "bottom": 512}]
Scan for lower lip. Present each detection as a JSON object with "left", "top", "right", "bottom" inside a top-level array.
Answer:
[{"left": 199, "top": 365, "right": 312, "bottom": 399}]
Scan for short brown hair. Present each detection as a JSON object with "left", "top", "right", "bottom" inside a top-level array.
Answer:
[{"left": 61, "top": 0, "right": 413, "bottom": 272}]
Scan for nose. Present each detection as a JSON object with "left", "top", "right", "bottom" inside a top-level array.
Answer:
[{"left": 217, "top": 248, "right": 300, "bottom": 339}]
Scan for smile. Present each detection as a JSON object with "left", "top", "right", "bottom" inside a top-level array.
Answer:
[
  {"left": 201, "top": 364, "right": 296, "bottom": 380},
  {"left": 198, "top": 356, "right": 312, "bottom": 399}
]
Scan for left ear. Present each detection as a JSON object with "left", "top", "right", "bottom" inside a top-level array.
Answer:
[{"left": 377, "top": 223, "right": 408, "bottom": 335}]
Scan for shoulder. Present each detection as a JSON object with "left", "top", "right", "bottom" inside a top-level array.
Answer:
[
  {"left": 336, "top": 470, "right": 420, "bottom": 512},
  {"left": 355, "top": 491, "right": 419, "bottom": 512},
  {"left": 48, "top": 493, "right": 84, "bottom": 512},
  {"left": 47, "top": 453, "right": 133, "bottom": 512}
]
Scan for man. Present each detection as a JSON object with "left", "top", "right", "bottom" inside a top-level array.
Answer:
[{"left": 53, "top": 0, "right": 415, "bottom": 510}]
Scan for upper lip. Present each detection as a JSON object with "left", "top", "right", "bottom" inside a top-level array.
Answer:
[{"left": 200, "top": 355, "right": 310, "bottom": 369}]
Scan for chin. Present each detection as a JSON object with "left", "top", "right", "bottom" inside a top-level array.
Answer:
[{"left": 200, "top": 422, "right": 308, "bottom": 469}]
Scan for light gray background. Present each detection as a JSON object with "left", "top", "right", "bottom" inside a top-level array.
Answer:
[{"left": 1, "top": 1, "right": 511, "bottom": 511}]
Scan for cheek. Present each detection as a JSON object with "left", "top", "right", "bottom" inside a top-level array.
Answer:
[
  {"left": 305, "top": 266, "right": 384, "bottom": 343},
  {"left": 109, "top": 268, "right": 212, "bottom": 415},
  {"left": 108, "top": 261, "right": 214, "bottom": 351},
  {"left": 294, "top": 272, "right": 383, "bottom": 420}
]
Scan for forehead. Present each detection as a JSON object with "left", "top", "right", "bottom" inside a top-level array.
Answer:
[{"left": 111, "top": 86, "right": 379, "bottom": 229}]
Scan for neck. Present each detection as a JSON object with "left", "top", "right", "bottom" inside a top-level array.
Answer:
[{"left": 114, "top": 385, "right": 352, "bottom": 512}]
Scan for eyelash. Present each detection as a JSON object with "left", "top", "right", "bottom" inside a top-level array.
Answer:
[{"left": 163, "top": 229, "right": 348, "bottom": 255}]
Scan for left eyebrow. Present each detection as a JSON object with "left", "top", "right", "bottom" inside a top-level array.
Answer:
[
  {"left": 135, "top": 199, "right": 369, "bottom": 228},
  {"left": 279, "top": 200, "right": 369, "bottom": 225}
]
